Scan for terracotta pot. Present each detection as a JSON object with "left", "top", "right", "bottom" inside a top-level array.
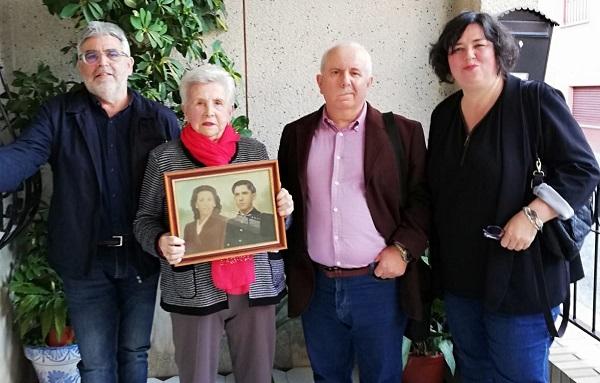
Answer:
[
  {"left": 403, "top": 353, "right": 445, "bottom": 383},
  {"left": 47, "top": 326, "right": 75, "bottom": 347}
]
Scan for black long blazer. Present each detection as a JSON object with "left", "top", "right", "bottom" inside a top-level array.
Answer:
[
  {"left": 0, "top": 87, "right": 180, "bottom": 278},
  {"left": 428, "top": 75, "right": 600, "bottom": 314}
]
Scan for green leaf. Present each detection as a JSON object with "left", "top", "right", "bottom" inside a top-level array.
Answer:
[
  {"left": 54, "top": 299, "right": 67, "bottom": 334},
  {"left": 130, "top": 15, "right": 142, "bottom": 29},
  {"left": 59, "top": 3, "right": 80, "bottom": 18},
  {"left": 40, "top": 304, "right": 53, "bottom": 340},
  {"left": 81, "top": 5, "right": 93, "bottom": 22},
  {"left": 438, "top": 339, "right": 455, "bottom": 374},
  {"left": 141, "top": 8, "right": 151, "bottom": 26},
  {"left": 211, "top": 39, "right": 222, "bottom": 51},
  {"left": 88, "top": 1, "right": 104, "bottom": 19},
  {"left": 232, "top": 115, "right": 251, "bottom": 137},
  {"left": 124, "top": 0, "right": 137, "bottom": 8}
]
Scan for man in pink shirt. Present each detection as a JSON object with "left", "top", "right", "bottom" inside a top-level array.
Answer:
[{"left": 278, "top": 42, "right": 429, "bottom": 382}]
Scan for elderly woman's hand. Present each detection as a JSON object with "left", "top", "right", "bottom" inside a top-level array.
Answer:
[
  {"left": 158, "top": 233, "right": 186, "bottom": 265},
  {"left": 276, "top": 188, "right": 294, "bottom": 217}
]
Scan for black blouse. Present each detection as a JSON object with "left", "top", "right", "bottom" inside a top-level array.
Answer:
[{"left": 430, "top": 95, "right": 503, "bottom": 298}]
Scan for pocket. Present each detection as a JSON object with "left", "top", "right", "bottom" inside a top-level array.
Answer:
[{"left": 172, "top": 266, "right": 197, "bottom": 299}]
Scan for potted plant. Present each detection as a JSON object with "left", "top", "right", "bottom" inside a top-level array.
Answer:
[
  {"left": 402, "top": 253, "right": 456, "bottom": 383},
  {"left": 8, "top": 203, "right": 81, "bottom": 383}
]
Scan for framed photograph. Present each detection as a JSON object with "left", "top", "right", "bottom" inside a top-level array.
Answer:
[{"left": 164, "top": 159, "right": 287, "bottom": 266}]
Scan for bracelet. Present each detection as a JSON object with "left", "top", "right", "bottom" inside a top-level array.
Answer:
[
  {"left": 393, "top": 243, "right": 413, "bottom": 263},
  {"left": 522, "top": 206, "right": 543, "bottom": 231}
]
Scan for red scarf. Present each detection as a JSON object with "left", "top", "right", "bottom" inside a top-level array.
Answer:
[
  {"left": 180, "top": 122, "right": 239, "bottom": 166},
  {"left": 180, "top": 123, "right": 255, "bottom": 295}
]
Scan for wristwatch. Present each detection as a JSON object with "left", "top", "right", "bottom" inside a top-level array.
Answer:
[{"left": 393, "top": 243, "right": 414, "bottom": 263}]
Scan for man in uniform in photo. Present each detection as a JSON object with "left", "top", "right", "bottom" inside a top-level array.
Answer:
[{"left": 224, "top": 179, "right": 276, "bottom": 247}]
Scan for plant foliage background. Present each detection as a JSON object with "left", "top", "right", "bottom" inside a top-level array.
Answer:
[{"left": 3, "top": 0, "right": 249, "bottom": 138}]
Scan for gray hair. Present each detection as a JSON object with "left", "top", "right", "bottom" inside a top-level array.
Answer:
[
  {"left": 77, "top": 21, "right": 131, "bottom": 56},
  {"left": 320, "top": 42, "right": 373, "bottom": 77},
  {"left": 179, "top": 64, "right": 236, "bottom": 107}
]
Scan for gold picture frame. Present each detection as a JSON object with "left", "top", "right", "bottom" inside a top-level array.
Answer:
[{"left": 164, "top": 160, "right": 287, "bottom": 266}]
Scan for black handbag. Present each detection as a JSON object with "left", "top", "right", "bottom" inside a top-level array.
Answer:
[
  {"left": 526, "top": 82, "right": 596, "bottom": 263},
  {"left": 523, "top": 81, "right": 597, "bottom": 337}
]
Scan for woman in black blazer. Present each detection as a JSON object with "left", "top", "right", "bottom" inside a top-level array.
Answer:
[{"left": 427, "top": 11, "right": 599, "bottom": 383}]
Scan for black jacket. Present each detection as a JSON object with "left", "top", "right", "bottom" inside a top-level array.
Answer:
[
  {"left": 428, "top": 75, "right": 600, "bottom": 314},
  {"left": 0, "top": 87, "right": 180, "bottom": 278}
]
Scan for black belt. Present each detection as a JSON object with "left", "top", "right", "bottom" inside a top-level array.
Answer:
[
  {"left": 315, "top": 262, "right": 372, "bottom": 278},
  {"left": 98, "top": 235, "right": 129, "bottom": 247}
]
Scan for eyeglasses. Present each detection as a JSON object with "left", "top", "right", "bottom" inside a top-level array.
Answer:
[
  {"left": 483, "top": 225, "right": 504, "bottom": 240},
  {"left": 78, "top": 49, "right": 129, "bottom": 65}
]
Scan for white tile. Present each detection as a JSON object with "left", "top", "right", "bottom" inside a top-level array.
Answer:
[
  {"left": 286, "top": 367, "right": 314, "bottom": 383},
  {"left": 272, "top": 369, "right": 288, "bottom": 383}
]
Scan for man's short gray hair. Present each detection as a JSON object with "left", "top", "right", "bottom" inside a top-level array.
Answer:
[
  {"left": 77, "top": 21, "right": 131, "bottom": 56},
  {"left": 320, "top": 41, "right": 373, "bottom": 77},
  {"left": 179, "top": 64, "right": 236, "bottom": 107}
]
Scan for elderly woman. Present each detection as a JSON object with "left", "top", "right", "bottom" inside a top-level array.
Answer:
[
  {"left": 183, "top": 185, "right": 226, "bottom": 253},
  {"left": 134, "top": 64, "right": 293, "bottom": 383},
  {"left": 427, "top": 11, "right": 599, "bottom": 382}
]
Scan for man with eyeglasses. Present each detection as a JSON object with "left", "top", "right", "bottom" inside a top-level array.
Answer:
[{"left": 0, "top": 21, "right": 179, "bottom": 383}]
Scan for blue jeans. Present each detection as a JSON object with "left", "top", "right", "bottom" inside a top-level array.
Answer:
[
  {"left": 61, "top": 250, "right": 158, "bottom": 383},
  {"left": 444, "top": 293, "right": 558, "bottom": 383},
  {"left": 301, "top": 269, "right": 408, "bottom": 383}
]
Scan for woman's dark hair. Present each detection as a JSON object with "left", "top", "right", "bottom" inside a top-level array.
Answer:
[
  {"left": 429, "top": 11, "right": 519, "bottom": 83},
  {"left": 190, "top": 185, "right": 222, "bottom": 219}
]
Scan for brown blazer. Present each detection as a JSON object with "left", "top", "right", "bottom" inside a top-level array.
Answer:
[
  {"left": 183, "top": 213, "right": 227, "bottom": 254},
  {"left": 278, "top": 103, "right": 430, "bottom": 319}
]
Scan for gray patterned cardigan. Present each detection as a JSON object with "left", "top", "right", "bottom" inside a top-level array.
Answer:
[{"left": 134, "top": 138, "right": 286, "bottom": 315}]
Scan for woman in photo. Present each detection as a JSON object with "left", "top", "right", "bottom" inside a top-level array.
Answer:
[{"left": 183, "top": 185, "right": 226, "bottom": 253}]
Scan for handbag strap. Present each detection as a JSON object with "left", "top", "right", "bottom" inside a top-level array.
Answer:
[
  {"left": 382, "top": 112, "right": 408, "bottom": 208},
  {"left": 532, "top": 249, "right": 570, "bottom": 337},
  {"left": 523, "top": 81, "right": 569, "bottom": 338}
]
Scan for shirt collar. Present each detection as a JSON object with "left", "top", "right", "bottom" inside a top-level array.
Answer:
[
  {"left": 87, "top": 89, "right": 134, "bottom": 116},
  {"left": 321, "top": 103, "right": 367, "bottom": 132}
]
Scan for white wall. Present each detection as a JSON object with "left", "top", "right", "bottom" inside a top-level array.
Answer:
[
  {"left": 0, "top": 246, "right": 32, "bottom": 383},
  {"left": 539, "top": 0, "right": 600, "bottom": 96}
]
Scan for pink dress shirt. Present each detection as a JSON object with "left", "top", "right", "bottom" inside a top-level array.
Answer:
[{"left": 306, "top": 104, "right": 387, "bottom": 268}]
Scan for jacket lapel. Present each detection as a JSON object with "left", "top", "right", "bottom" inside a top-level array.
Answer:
[
  {"left": 364, "top": 104, "right": 387, "bottom": 186},
  {"left": 296, "top": 107, "right": 323, "bottom": 197},
  {"left": 67, "top": 89, "right": 104, "bottom": 193}
]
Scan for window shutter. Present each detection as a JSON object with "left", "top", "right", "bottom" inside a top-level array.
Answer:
[{"left": 573, "top": 86, "right": 600, "bottom": 127}]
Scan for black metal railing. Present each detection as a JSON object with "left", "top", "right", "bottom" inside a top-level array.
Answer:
[{"left": 569, "top": 186, "right": 600, "bottom": 341}]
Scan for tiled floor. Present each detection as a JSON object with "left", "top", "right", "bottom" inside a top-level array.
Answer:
[
  {"left": 147, "top": 367, "right": 316, "bottom": 383},
  {"left": 549, "top": 323, "right": 600, "bottom": 382}
]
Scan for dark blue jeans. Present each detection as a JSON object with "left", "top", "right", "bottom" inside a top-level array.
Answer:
[
  {"left": 61, "top": 250, "right": 158, "bottom": 383},
  {"left": 301, "top": 269, "right": 408, "bottom": 383},
  {"left": 445, "top": 293, "right": 558, "bottom": 383}
]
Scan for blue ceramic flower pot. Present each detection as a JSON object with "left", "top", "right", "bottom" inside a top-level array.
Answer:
[{"left": 24, "top": 344, "right": 81, "bottom": 383}]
